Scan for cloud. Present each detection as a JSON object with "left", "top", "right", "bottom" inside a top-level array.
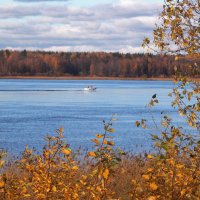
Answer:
[
  {"left": 4, "top": 45, "right": 144, "bottom": 54},
  {"left": 14, "top": 0, "right": 68, "bottom": 2},
  {"left": 0, "top": 1, "right": 162, "bottom": 52}
]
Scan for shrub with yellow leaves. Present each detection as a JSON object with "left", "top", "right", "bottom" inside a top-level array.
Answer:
[
  {"left": 0, "top": 128, "right": 82, "bottom": 199},
  {"left": 133, "top": 0, "right": 200, "bottom": 198},
  {"left": 83, "top": 116, "right": 124, "bottom": 199},
  {"left": 131, "top": 88, "right": 200, "bottom": 199}
]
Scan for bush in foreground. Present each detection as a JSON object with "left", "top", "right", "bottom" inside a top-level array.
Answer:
[{"left": 0, "top": 103, "right": 199, "bottom": 200}]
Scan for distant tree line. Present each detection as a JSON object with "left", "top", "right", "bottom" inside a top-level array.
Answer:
[{"left": 0, "top": 50, "right": 199, "bottom": 77}]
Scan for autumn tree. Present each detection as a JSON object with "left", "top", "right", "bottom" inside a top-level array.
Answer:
[
  {"left": 142, "top": 0, "right": 199, "bottom": 129},
  {"left": 132, "top": 1, "right": 200, "bottom": 198},
  {"left": 143, "top": 0, "right": 199, "bottom": 55}
]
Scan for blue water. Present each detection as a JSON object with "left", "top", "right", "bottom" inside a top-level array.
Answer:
[{"left": 0, "top": 79, "right": 189, "bottom": 154}]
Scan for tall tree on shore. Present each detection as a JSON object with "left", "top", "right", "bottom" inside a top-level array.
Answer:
[
  {"left": 143, "top": 0, "right": 199, "bottom": 130},
  {"left": 131, "top": 1, "right": 200, "bottom": 198}
]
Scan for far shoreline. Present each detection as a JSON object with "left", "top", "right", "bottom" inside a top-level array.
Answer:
[
  {"left": 0, "top": 76, "right": 199, "bottom": 81},
  {"left": 0, "top": 76, "right": 174, "bottom": 81}
]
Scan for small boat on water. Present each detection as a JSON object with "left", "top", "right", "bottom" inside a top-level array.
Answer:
[{"left": 84, "top": 86, "right": 97, "bottom": 91}]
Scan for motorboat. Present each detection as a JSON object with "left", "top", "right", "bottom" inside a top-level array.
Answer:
[{"left": 84, "top": 86, "right": 97, "bottom": 91}]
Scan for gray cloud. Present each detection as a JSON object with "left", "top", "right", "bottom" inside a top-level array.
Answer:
[{"left": 0, "top": 1, "right": 162, "bottom": 52}]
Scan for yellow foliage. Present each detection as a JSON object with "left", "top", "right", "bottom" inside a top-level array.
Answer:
[
  {"left": 181, "top": 189, "right": 186, "bottom": 196},
  {"left": 91, "top": 139, "right": 100, "bottom": 145},
  {"left": 142, "top": 174, "right": 150, "bottom": 180},
  {"left": 62, "top": 148, "right": 71, "bottom": 155},
  {"left": 149, "top": 182, "right": 158, "bottom": 191},
  {"left": 96, "top": 134, "right": 103, "bottom": 139},
  {"left": 103, "top": 169, "right": 109, "bottom": 180},
  {"left": 108, "top": 128, "right": 115, "bottom": 133},
  {"left": 72, "top": 166, "right": 79, "bottom": 171},
  {"left": 148, "top": 196, "right": 157, "bottom": 200},
  {"left": 0, "top": 181, "right": 5, "bottom": 188},
  {"left": 52, "top": 186, "right": 57, "bottom": 192},
  {"left": 147, "top": 154, "right": 153, "bottom": 159},
  {"left": 88, "top": 151, "right": 96, "bottom": 157}
]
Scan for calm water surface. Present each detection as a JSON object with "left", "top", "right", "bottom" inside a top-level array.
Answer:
[{"left": 0, "top": 79, "right": 187, "bottom": 154}]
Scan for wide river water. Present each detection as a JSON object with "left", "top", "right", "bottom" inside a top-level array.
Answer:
[{"left": 0, "top": 79, "right": 189, "bottom": 155}]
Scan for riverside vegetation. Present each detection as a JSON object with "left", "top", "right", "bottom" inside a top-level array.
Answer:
[{"left": 0, "top": 0, "right": 200, "bottom": 199}]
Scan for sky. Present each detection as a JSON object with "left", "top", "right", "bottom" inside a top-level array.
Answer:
[{"left": 0, "top": 0, "right": 164, "bottom": 53}]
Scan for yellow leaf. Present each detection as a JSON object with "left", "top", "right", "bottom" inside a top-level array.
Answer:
[
  {"left": 22, "top": 186, "right": 27, "bottom": 193},
  {"left": 52, "top": 186, "right": 57, "bottom": 192},
  {"left": 62, "top": 148, "right": 71, "bottom": 155},
  {"left": 142, "top": 174, "right": 150, "bottom": 180},
  {"left": 88, "top": 151, "right": 96, "bottom": 157},
  {"left": 72, "top": 166, "right": 79, "bottom": 170},
  {"left": 37, "top": 194, "right": 46, "bottom": 199},
  {"left": 96, "top": 186, "right": 101, "bottom": 192},
  {"left": 136, "top": 186, "right": 143, "bottom": 193},
  {"left": 147, "top": 168, "right": 154, "bottom": 172},
  {"left": 96, "top": 134, "right": 103, "bottom": 138},
  {"left": 162, "top": 121, "right": 167, "bottom": 127},
  {"left": 131, "top": 179, "right": 137, "bottom": 185},
  {"left": 103, "top": 168, "right": 109, "bottom": 179},
  {"left": 150, "top": 182, "right": 158, "bottom": 191},
  {"left": 108, "top": 128, "right": 115, "bottom": 133},
  {"left": 148, "top": 196, "right": 157, "bottom": 200},
  {"left": 82, "top": 175, "right": 87, "bottom": 180},
  {"left": 181, "top": 189, "right": 186, "bottom": 196},
  {"left": 0, "top": 181, "right": 5, "bottom": 188},
  {"left": 177, "top": 173, "right": 183, "bottom": 179},
  {"left": 167, "top": 158, "right": 174, "bottom": 165},
  {"left": 147, "top": 154, "right": 153, "bottom": 159},
  {"left": 176, "top": 164, "right": 184, "bottom": 169},
  {"left": 103, "top": 140, "right": 108, "bottom": 144},
  {"left": 23, "top": 194, "right": 31, "bottom": 197},
  {"left": 91, "top": 139, "right": 100, "bottom": 145}
]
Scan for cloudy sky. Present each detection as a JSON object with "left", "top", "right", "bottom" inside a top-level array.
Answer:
[{"left": 0, "top": 0, "right": 164, "bottom": 53}]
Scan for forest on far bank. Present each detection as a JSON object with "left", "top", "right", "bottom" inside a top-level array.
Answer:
[{"left": 0, "top": 50, "right": 199, "bottom": 78}]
